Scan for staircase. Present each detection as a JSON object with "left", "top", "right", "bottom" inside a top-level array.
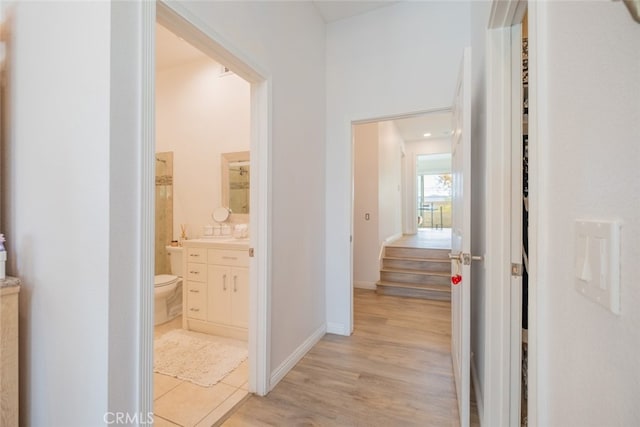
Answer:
[{"left": 376, "top": 246, "right": 451, "bottom": 301}]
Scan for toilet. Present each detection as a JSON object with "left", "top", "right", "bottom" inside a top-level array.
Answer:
[{"left": 154, "top": 246, "right": 183, "bottom": 325}]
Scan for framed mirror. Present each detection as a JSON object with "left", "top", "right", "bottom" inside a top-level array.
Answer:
[{"left": 221, "top": 151, "right": 250, "bottom": 217}]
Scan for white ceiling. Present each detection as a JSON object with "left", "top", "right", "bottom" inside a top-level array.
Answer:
[
  {"left": 392, "top": 111, "right": 453, "bottom": 143},
  {"left": 312, "top": 0, "right": 400, "bottom": 23},
  {"left": 156, "top": 24, "right": 212, "bottom": 70}
]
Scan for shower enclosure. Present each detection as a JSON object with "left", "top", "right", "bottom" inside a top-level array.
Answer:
[{"left": 155, "top": 152, "right": 174, "bottom": 274}]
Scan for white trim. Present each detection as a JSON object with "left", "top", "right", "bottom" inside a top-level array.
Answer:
[
  {"left": 384, "top": 232, "right": 403, "bottom": 245},
  {"left": 471, "top": 358, "right": 485, "bottom": 427},
  {"left": 354, "top": 281, "right": 376, "bottom": 290},
  {"left": 509, "top": 23, "right": 524, "bottom": 427},
  {"left": 489, "top": 0, "right": 527, "bottom": 29},
  {"left": 156, "top": 2, "right": 267, "bottom": 82},
  {"left": 526, "top": 2, "right": 539, "bottom": 425},
  {"left": 139, "top": 0, "right": 156, "bottom": 419},
  {"left": 483, "top": 22, "right": 511, "bottom": 426},
  {"left": 484, "top": 25, "right": 512, "bottom": 426},
  {"left": 326, "top": 322, "right": 350, "bottom": 336},
  {"left": 269, "top": 324, "right": 326, "bottom": 388},
  {"left": 486, "top": 1, "right": 537, "bottom": 427},
  {"left": 248, "top": 78, "right": 273, "bottom": 397}
]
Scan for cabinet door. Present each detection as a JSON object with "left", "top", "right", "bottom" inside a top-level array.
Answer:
[
  {"left": 230, "top": 267, "right": 249, "bottom": 328},
  {"left": 207, "top": 265, "right": 230, "bottom": 324}
]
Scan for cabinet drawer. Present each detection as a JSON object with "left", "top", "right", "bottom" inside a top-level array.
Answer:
[
  {"left": 186, "top": 282, "right": 206, "bottom": 320},
  {"left": 186, "top": 247, "right": 207, "bottom": 263},
  {"left": 208, "top": 249, "right": 248, "bottom": 267},
  {"left": 186, "top": 263, "right": 206, "bottom": 282}
]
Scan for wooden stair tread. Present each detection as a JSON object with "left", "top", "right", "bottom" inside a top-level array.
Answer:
[
  {"left": 383, "top": 256, "right": 450, "bottom": 263},
  {"left": 380, "top": 268, "right": 450, "bottom": 277},
  {"left": 376, "top": 281, "right": 451, "bottom": 300},
  {"left": 377, "top": 281, "right": 450, "bottom": 292},
  {"left": 384, "top": 247, "right": 450, "bottom": 258},
  {"left": 386, "top": 245, "right": 449, "bottom": 251}
]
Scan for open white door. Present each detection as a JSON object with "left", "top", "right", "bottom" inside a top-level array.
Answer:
[{"left": 450, "top": 47, "right": 472, "bottom": 427}]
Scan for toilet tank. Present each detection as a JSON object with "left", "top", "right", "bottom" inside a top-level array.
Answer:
[{"left": 166, "top": 246, "right": 183, "bottom": 276}]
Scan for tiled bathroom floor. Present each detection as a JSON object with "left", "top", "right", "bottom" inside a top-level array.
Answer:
[{"left": 153, "top": 316, "right": 249, "bottom": 427}]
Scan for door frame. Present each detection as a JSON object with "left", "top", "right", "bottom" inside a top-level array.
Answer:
[
  {"left": 485, "top": 0, "right": 538, "bottom": 426},
  {"left": 138, "top": 0, "right": 272, "bottom": 417}
]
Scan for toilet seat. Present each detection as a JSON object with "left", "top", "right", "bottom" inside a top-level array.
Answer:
[{"left": 154, "top": 274, "right": 179, "bottom": 288}]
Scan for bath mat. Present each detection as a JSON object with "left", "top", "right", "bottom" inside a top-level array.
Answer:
[{"left": 154, "top": 329, "right": 247, "bottom": 387}]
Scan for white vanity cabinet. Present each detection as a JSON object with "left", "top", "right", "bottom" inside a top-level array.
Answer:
[
  {"left": 182, "top": 240, "right": 249, "bottom": 340},
  {"left": 185, "top": 247, "right": 207, "bottom": 321}
]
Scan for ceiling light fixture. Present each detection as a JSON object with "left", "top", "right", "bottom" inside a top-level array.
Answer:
[{"left": 423, "top": 133, "right": 432, "bottom": 137}]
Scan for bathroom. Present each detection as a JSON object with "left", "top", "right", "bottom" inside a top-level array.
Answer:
[{"left": 153, "top": 23, "right": 252, "bottom": 426}]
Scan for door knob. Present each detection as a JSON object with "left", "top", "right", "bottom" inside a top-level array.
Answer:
[{"left": 448, "top": 252, "right": 483, "bottom": 265}]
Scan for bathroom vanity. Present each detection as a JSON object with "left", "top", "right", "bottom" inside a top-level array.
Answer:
[{"left": 182, "top": 239, "right": 249, "bottom": 340}]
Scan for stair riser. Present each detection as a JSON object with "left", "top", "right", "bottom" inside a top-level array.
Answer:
[
  {"left": 380, "top": 271, "right": 450, "bottom": 286},
  {"left": 384, "top": 247, "right": 449, "bottom": 260},
  {"left": 383, "top": 258, "right": 450, "bottom": 273},
  {"left": 376, "top": 285, "right": 451, "bottom": 301}
]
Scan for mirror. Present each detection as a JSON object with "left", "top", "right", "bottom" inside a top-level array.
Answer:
[
  {"left": 212, "top": 206, "right": 231, "bottom": 223},
  {"left": 221, "top": 151, "right": 250, "bottom": 215}
]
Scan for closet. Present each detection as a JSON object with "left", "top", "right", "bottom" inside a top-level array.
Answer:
[{"left": 521, "top": 15, "right": 529, "bottom": 427}]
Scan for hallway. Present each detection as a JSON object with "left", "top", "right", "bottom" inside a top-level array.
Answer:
[{"left": 223, "top": 289, "right": 478, "bottom": 426}]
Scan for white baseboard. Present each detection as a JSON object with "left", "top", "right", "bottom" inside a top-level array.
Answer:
[
  {"left": 269, "top": 323, "right": 326, "bottom": 390},
  {"left": 471, "top": 357, "right": 484, "bottom": 427},
  {"left": 354, "top": 281, "right": 376, "bottom": 290},
  {"left": 326, "top": 322, "right": 349, "bottom": 336},
  {"left": 385, "top": 232, "right": 403, "bottom": 244}
]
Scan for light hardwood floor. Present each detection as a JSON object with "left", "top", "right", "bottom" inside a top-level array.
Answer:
[{"left": 222, "top": 289, "right": 479, "bottom": 426}]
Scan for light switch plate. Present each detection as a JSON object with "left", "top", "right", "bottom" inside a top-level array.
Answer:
[{"left": 575, "top": 220, "right": 621, "bottom": 314}]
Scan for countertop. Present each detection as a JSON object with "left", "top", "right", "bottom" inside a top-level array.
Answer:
[
  {"left": 181, "top": 237, "right": 250, "bottom": 250},
  {"left": 0, "top": 276, "right": 21, "bottom": 296}
]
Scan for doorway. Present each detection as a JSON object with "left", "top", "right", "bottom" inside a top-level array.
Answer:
[
  {"left": 152, "top": 22, "right": 252, "bottom": 426},
  {"left": 351, "top": 110, "right": 453, "bottom": 294},
  {"left": 138, "top": 1, "right": 272, "bottom": 422},
  {"left": 415, "top": 153, "right": 453, "bottom": 248}
]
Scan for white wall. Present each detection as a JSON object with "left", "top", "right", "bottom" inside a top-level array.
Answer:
[
  {"left": 535, "top": 2, "right": 640, "bottom": 425},
  {"left": 2, "top": 0, "right": 326, "bottom": 422},
  {"left": 326, "top": 1, "right": 471, "bottom": 333},
  {"left": 405, "top": 138, "right": 451, "bottom": 157},
  {"left": 156, "top": 57, "right": 250, "bottom": 239},
  {"left": 377, "top": 121, "right": 403, "bottom": 245},
  {"left": 353, "top": 123, "right": 379, "bottom": 287},
  {"left": 2, "top": 2, "right": 111, "bottom": 425},
  {"left": 168, "top": 1, "right": 327, "bottom": 377},
  {"left": 353, "top": 121, "right": 404, "bottom": 288}
]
